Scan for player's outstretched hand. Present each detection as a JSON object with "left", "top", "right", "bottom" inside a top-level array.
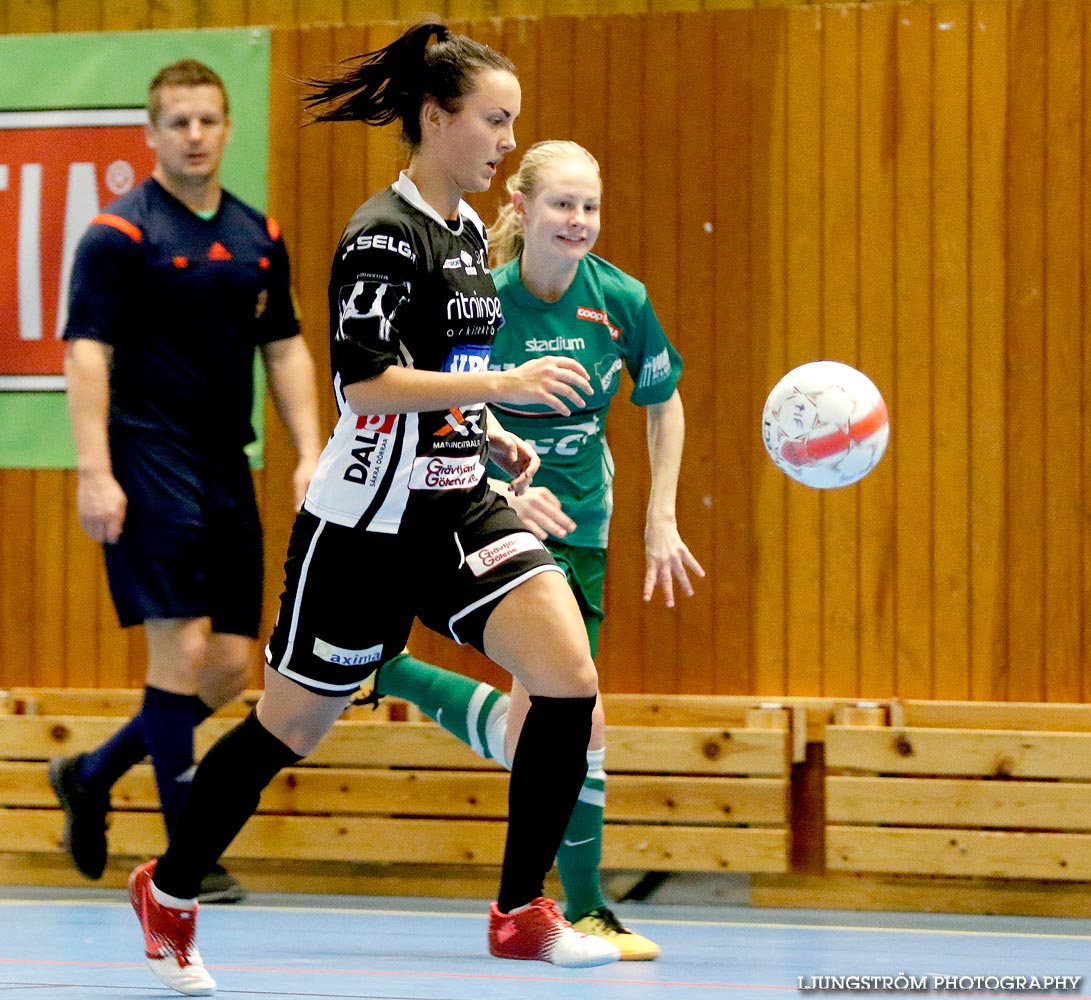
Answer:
[
  {"left": 643, "top": 518, "right": 706, "bottom": 608},
  {"left": 501, "top": 484, "right": 577, "bottom": 541},
  {"left": 499, "top": 356, "right": 593, "bottom": 416}
]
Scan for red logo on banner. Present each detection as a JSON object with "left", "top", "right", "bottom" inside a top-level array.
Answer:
[{"left": 0, "top": 109, "right": 154, "bottom": 389}]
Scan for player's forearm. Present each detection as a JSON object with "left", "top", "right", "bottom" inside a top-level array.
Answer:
[
  {"left": 485, "top": 405, "right": 506, "bottom": 436},
  {"left": 63, "top": 340, "right": 114, "bottom": 477},
  {"left": 343, "top": 365, "right": 505, "bottom": 415},
  {"left": 263, "top": 336, "right": 323, "bottom": 461},
  {"left": 645, "top": 390, "right": 685, "bottom": 526}
]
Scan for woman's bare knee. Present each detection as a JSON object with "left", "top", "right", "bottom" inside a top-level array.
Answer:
[
  {"left": 255, "top": 665, "right": 349, "bottom": 756},
  {"left": 484, "top": 573, "right": 600, "bottom": 698}
]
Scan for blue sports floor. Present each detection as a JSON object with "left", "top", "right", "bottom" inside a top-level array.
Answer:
[{"left": 0, "top": 888, "right": 1088, "bottom": 998}]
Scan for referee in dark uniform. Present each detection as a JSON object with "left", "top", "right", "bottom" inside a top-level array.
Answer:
[{"left": 50, "top": 59, "right": 321, "bottom": 905}]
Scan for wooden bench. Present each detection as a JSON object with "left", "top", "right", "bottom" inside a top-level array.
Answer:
[
  {"left": 0, "top": 689, "right": 795, "bottom": 894},
  {"left": 825, "top": 700, "right": 1091, "bottom": 881}
]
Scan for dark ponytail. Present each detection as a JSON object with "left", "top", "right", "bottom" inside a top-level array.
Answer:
[{"left": 305, "top": 19, "right": 515, "bottom": 151}]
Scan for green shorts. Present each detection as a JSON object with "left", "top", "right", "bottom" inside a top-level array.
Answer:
[{"left": 546, "top": 541, "right": 606, "bottom": 658}]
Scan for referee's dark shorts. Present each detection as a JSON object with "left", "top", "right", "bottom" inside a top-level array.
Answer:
[{"left": 103, "top": 431, "right": 263, "bottom": 637}]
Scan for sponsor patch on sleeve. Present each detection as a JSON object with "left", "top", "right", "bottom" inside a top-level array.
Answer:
[{"left": 465, "top": 531, "right": 543, "bottom": 577}]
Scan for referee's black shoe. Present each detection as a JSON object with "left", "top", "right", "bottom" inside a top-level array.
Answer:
[
  {"left": 197, "top": 864, "right": 247, "bottom": 905},
  {"left": 47, "top": 754, "right": 110, "bottom": 879}
]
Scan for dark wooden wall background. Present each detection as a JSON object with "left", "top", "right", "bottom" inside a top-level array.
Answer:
[{"left": 2, "top": 2, "right": 1088, "bottom": 705}]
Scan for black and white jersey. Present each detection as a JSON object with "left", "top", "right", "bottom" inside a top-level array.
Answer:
[{"left": 304, "top": 173, "right": 503, "bottom": 532}]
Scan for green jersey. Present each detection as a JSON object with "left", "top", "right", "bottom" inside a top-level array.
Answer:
[{"left": 490, "top": 253, "right": 682, "bottom": 548}]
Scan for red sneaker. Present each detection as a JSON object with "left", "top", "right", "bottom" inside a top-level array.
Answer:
[
  {"left": 488, "top": 897, "right": 620, "bottom": 967},
  {"left": 128, "top": 859, "right": 216, "bottom": 996}
]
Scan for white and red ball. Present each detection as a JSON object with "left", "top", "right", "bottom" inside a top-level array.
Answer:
[{"left": 761, "top": 361, "right": 889, "bottom": 489}]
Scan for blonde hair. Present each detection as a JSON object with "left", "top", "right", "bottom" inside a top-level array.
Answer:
[{"left": 490, "top": 140, "right": 601, "bottom": 268}]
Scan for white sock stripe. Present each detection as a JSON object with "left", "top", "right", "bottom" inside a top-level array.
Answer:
[
  {"left": 577, "top": 785, "right": 606, "bottom": 808},
  {"left": 465, "top": 683, "right": 492, "bottom": 757},
  {"left": 484, "top": 693, "right": 511, "bottom": 768},
  {"left": 586, "top": 747, "right": 606, "bottom": 784}
]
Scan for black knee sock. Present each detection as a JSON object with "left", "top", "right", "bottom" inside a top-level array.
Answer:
[
  {"left": 152, "top": 710, "right": 301, "bottom": 900},
  {"left": 78, "top": 694, "right": 216, "bottom": 798},
  {"left": 139, "top": 687, "right": 203, "bottom": 841},
  {"left": 497, "top": 693, "right": 595, "bottom": 914}
]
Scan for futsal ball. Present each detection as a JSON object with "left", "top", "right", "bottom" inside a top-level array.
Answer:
[{"left": 761, "top": 360, "right": 889, "bottom": 489}]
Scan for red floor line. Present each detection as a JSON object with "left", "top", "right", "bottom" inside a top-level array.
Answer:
[{"left": 0, "top": 956, "right": 798, "bottom": 991}]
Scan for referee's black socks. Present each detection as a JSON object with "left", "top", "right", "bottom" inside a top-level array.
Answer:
[
  {"left": 497, "top": 693, "right": 596, "bottom": 914},
  {"left": 152, "top": 709, "right": 301, "bottom": 901}
]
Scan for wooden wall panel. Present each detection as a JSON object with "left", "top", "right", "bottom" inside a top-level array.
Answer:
[
  {"left": 821, "top": 5, "right": 860, "bottom": 696},
  {"left": 1005, "top": 0, "right": 1046, "bottom": 702},
  {"left": 1, "top": 471, "right": 34, "bottom": 686},
  {"left": 931, "top": 3, "right": 970, "bottom": 700},
  {"left": 1042, "top": 1, "right": 1084, "bottom": 703},
  {"left": 641, "top": 13, "right": 682, "bottom": 692},
  {"left": 783, "top": 5, "right": 822, "bottom": 696},
  {"left": 893, "top": 6, "right": 934, "bottom": 700},
  {"left": 31, "top": 471, "right": 66, "bottom": 687},
  {"left": 595, "top": 13, "right": 646, "bottom": 695},
  {"left": 856, "top": 1, "right": 897, "bottom": 698},
  {"left": 710, "top": 8, "right": 755, "bottom": 696},
  {"left": 1083, "top": 4, "right": 1091, "bottom": 704},
  {"left": 968, "top": 0, "right": 1007, "bottom": 701},
  {"left": 677, "top": 11, "right": 717, "bottom": 694},
  {"left": 3, "top": 3, "right": 1091, "bottom": 706},
  {"left": 749, "top": 6, "right": 788, "bottom": 697}
]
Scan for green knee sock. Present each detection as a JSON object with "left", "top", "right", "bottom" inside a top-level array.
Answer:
[
  {"left": 558, "top": 747, "right": 607, "bottom": 922},
  {"left": 375, "top": 652, "right": 510, "bottom": 763}
]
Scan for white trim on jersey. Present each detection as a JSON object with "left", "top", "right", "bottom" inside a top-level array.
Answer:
[
  {"left": 367, "top": 410, "right": 416, "bottom": 532},
  {"left": 303, "top": 347, "right": 420, "bottom": 531},
  {"left": 265, "top": 517, "right": 374, "bottom": 694},
  {"left": 392, "top": 171, "right": 488, "bottom": 246},
  {"left": 363, "top": 342, "right": 417, "bottom": 532},
  {"left": 275, "top": 665, "right": 366, "bottom": 694},
  {"left": 262, "top": 521, "right": 315, "bottom": 678},
  {"left": 447, "top": 563, "right": 564, "bottom": 645}
]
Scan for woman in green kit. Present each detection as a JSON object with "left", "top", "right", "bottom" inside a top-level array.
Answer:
[{"left": 370, "top": 140, "right": 705, "bottom": 959}]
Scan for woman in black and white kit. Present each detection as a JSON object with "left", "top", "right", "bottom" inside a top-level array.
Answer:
[{"left": 127, "top": 22, "right": 620, "bottom": 997}]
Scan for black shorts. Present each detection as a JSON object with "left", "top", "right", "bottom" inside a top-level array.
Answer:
[
  {"left": 265, "top": 490, "right": 561, "bottom": 696},
  {"left": 104, "top": 433, "right": 264, "bottom": 637}
]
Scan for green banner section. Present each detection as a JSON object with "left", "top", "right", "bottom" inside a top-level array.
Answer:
[{"left": 0, "top": 27, "right": 270, "bottom": 469}]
